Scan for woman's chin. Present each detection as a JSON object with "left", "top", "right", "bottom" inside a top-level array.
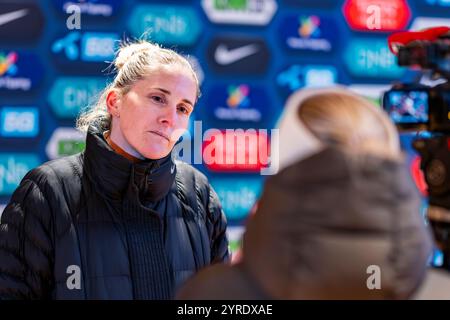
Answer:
[
  {"left": 139, "top": 148, "right": 171, "bottom": 160},
  {"left": 136, "top": 138, "right": 172, "bottom": 159}
]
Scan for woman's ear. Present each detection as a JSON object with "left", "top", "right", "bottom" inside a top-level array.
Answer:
[{"left": 106, "top": 90, "right": 121, "bottom": 118}]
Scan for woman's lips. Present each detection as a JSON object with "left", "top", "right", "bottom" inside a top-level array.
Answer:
[{"left": 149, "top": 130, "right": 170, "bottom": 142}]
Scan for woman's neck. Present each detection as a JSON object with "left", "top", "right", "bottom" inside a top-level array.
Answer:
[{"left": 103, "top": 130, "right": 143, "bottom": 163}]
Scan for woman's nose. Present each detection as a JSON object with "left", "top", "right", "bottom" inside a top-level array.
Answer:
[{"left": 158, "top": 105, "right": 177, "bottom": 127}]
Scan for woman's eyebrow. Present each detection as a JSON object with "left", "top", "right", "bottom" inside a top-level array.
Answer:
[{"left": 152, "top": 87, "right": 194, "bottom": 107}]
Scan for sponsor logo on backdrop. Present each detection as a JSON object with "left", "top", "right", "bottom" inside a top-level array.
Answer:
[
  {"left": 202, "top": 130, "right": 271, "bottom": 172},
  {"left": 52, "top": 31, "right": 118, "bottom": 63},
  {"left": 209, "top": 177, "right": 263, "bottom": 221},
  {"left": 280, "top": 14, "right": 337, "bottom": 52},
  {"left": 207, "top": 36, "right": 270, "bottom": 74},
  {"left": 128, "top": 5, "right": 200, "bottom": 46},
  {"left": 52, "top": 0, "right": 122, "bottom": 17},
  {"left": 344, "top": 39, "right": 404, "bottom": 79},
  {"left": 203, "top": 84, "right": 274, "bottom": 125},
  {"left": 0, "top": 3, "right": 44, "bottom": 41},
  {"left": 46, "top": 128, "right": 86, "bottom": 160},
  {"left": 221, "top": 85, "right": 255, "bottom": 121},
  {"left": 215, "top": 44, "right": 259, "bottom": 65},
  {"left": 343, "top": 0, "right": 411, "bottom": 32},
  {"left": 202, "top": 0, "right": 277, "bottom": 25},
  {"left": 409, "top": 17, "right": 450, "bottom": 31},
  {"left": 0, "top": 107, "right": 39, "bottom": 138},
  {"left": 276, "top": 65, "right": 337, "bottom": 94},
  {"left": 48, "top": 77, "right": 105, "bottom": 119},
  {"left": 0, "top": 51, "right": 43, "bottom": 91},
  {"left": 0, "top": 154, "right": 40, "bottom": 196}
]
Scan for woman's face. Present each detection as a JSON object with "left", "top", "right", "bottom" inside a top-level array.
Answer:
[{"left": 110, "top": 67, "right": 197, "bottom": 159}]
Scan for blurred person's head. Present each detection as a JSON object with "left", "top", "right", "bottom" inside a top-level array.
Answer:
[
  {"left": 177, "top": 86, "right": 432, "bottom": 300},
  {"left": 241, "top": 87, "right": 431, "bottom": 299},
  {"left": 77, "top": 41, "right": 200, "bottom": 160},
  {"left": 276, "top": 87, "right": 401, "bottom": 173}
]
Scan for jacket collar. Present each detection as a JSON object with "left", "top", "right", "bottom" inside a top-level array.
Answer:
[{"left": 83, "top": 124, "right": 176, "bottom": 204}]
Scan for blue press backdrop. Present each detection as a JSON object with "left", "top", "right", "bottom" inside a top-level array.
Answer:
[{"left": 0, "top": 0, "right": 449, "bottom": 251}]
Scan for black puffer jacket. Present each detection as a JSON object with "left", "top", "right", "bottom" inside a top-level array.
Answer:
[
  {"left": 177, "top": 147, "right": 432, "bottom": 299},
  {"left": 0, "top": 125, "right": 229, "bottom": 299}
]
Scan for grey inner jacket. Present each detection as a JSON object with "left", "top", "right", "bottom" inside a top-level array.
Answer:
[
  {"left": 177, "top": 147, "right": 433, "bottom": 300},
  {"left": 0, "top": 124, "right": 230, "bottom": 299}
]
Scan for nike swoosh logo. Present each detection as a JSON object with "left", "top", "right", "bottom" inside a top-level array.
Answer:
[
  {"left": 214, "top": 44, "right": 259, "bottom": 65},
  {"left": 170, "top": 164, "right": 175, "bottom": 174},
  {"left": 0, "top": 9, "right": 29, "bottom": 27}
]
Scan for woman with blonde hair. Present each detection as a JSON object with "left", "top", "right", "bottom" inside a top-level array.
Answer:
[
  {"left": 0, "top": 41, "right": 229, "bottom": 299},
  {"left": 178, "top": 86, "right": 432, "bottom": 300}
]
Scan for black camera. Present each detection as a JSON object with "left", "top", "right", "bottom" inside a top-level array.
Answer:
[
  {"left": 383, "top": 26, "right": 450, "bottom": 132},
  {"left": 383, "top": 27, "right": 450, "bottom": 268},
  {"left": 383, "top": 83, "right": 450, "bottom": 132}
]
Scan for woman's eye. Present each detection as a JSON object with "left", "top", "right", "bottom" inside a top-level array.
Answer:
[
  {"left": 178, "top": 105, "right": 189, "bottom": 115},
  {"left": 151, "top": 96, "right": 165, "bottom": 104}
]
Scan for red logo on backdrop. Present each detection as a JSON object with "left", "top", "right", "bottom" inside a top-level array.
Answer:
[
  {"left": 411, "top": 155, "right": 428, "bottom": 197},
  {"left": 202, "top": 130, "right": 270, "bottom": 172},
  {"left": 343, "top": 0, "right": 411, "bottom": 32}
]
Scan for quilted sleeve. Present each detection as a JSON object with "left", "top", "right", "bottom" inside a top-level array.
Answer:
[{"left": 0, "top": 170, "right": 55, "bottom": 299}]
